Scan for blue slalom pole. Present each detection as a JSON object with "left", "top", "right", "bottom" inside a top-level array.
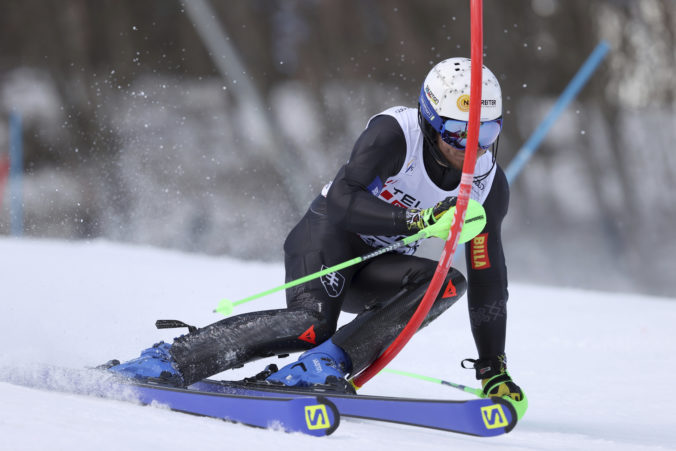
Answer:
[
  {"left": 505, "top": 40, "right": 611, "bottom": 184},
  {"left": 9, "top": 112, "right": 23, "bottom": 236}
]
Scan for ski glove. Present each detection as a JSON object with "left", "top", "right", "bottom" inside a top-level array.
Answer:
[
  {"left": 481, "top": 372, "right": 523, "bottom": 402},
  {"left": 406, "top": 196, "right": 457, "bottom": 232},
  {"left": 462, "top": 354, "right": 528, "bottom": 420},
  {"left": 406, "top": 196, "right": 486, "bottom": 243}
]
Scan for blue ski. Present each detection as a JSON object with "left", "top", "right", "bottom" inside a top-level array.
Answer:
[
  {"left": 190, "top": 379, "right": 517, "bottom": 437},
  {"left": 116, "top": 380, "right": 340, "bottom": 436},
  {"left": 4, "top": 368, "right": 339, "bottom": 436}
]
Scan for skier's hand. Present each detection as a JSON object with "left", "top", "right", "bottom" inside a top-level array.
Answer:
[
  {"left": 405, "top": 196, "right": 457, "bottom": 232},
  {"left": 463, "top": 354, "right": 525, "bottom": 401},
  {"left": 463, "top": 354, "right": 528, "bottom": 419},
  {"left": 481, "top": 373, "right": 524, "bottom": 402},
  {"left": 409, "top": 198, "right": 486, "bottom": 243}
]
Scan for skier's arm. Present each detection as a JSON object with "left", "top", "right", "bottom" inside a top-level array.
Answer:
[
  {"left": 326, "top": 115, "right": 410, "bottom": 235},
  {"left": 465, "top": 166, "right": 510, "bottom": 359}
]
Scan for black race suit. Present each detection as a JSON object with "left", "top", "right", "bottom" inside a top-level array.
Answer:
[{"left": 171, "top": 115, "right": 509, "bottom": 385}]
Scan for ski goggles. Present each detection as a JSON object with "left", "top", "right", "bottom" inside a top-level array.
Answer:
[{"left": 439, "top": 117, "right": 502, "bottom": 150}]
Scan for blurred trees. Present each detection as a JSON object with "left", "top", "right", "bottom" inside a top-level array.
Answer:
[{"left": 0, "top": 0, "right": 674, "bottom": 295}]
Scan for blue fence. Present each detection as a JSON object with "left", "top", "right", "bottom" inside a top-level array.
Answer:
[
  {"left": 9, "top": 112, "right": 23, "bottom": 236},
  {"left": 504, "top": 40, "right": 611, "bottom": 184}
]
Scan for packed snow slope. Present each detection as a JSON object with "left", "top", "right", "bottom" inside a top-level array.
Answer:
[{"left": 0, "top": 238, "right": 674, "bottom": 451}]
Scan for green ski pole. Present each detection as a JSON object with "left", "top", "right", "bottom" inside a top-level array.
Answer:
[
  {"left": 213, "top": 230, "right": 426, "bottom": 316},
  {"left": 382, "top": 368, "right": 484, "bottom": 397},
  {"left": 214, "top": 200, "right": 486, "bottom": 316},
  {"left": 382, "top": 368, "right": 529, "bottom": 421}
]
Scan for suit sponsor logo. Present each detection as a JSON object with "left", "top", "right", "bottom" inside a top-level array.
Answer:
[
  {"left": 366, "top": 176, "right": 384, "bottom": 196},
  {"left": 320, "top": 266, "right": 345, "bottom": 298},
  {"left": 470, "top": 233, "right": 491, "bottom": 269},
  {"left": 379, "top": 180, "right": 422, "bottom": 209},
  {"left": 298, "top": 325, "right": 317, "bottom": 344},
  {"left": 442, "top": 279, "right": 457, "bottom": 298},
  {"left": 404, "top": 158, "right": 416, "bottom": 175}
]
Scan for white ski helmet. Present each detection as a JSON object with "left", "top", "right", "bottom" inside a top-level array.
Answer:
[{"left": 418, "top": 57, "right": 502, "bottom": 126}]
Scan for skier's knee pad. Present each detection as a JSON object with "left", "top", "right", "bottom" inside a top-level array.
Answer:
[
  {"left": 391, "top": 266, "right": 467, "bottom": 313},
  {"left": 331, "top": 268, "right": 467, "bottom": 375},
  {"left": 422, "top": 268, "right": 467, "bottom": 327},
  {"left": 437, "top": 268, "right": 467, "bottom": 303}
]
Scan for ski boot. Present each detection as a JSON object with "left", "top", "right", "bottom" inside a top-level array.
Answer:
[
  {"left": 266, "top": 339, "right": 354, "bottom": 393},
  {"left": 107, "top": 341, "right": 185, "bottom": 386}
]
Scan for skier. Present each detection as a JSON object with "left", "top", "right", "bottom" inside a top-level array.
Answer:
[{"left": 108, "top": 57, "right": 524, "bottom": 404}]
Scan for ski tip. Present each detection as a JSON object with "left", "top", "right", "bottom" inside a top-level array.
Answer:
[
  {"left": 488, "top": 396, "right": 519, "bottom": 434},
  {"left": 314, "top": 397, "right": 341, "bottom": 436},
  {"left": 505, "top": 391, "right": 528, "bottom": 422}
]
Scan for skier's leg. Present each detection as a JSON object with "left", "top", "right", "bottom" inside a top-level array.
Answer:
[
  {"left": 172, "top": 196, "right": 368, "bottom": 385},
  {"left": 108, "top": 306, "right": 333, "bottom": 386},
  {"left": 112, "top": 196, "right": 366, "bottom": 386},
  {"left": 267, "top": 254, "right": 466, "bottom": 387},
  {"left": 263, "top": 197, "right": 373, "bottom": 388},
  {"left": 332, "top": 254, "right": 467, "bottom": 376},
  {"left": 168, "top": 308, "right": 335, "bottom": 385}
]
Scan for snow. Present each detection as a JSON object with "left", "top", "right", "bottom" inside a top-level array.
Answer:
[{"left": 1, "top": 238, "right": 675, "bottom": 450}]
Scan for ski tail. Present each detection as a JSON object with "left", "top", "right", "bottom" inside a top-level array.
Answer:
[{"left": 1, "top": 366, "right": 340, "bottom": 437}]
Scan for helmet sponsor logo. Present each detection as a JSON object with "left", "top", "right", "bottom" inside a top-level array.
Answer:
[
  {"left": 421, "top": 99, "right": 435, "bottom": 121},
  {"left": 425, "top": 85, "right": 439, "bottom": 105},
  {"left": 457, "top": 95, "right": 471, "bottom": 112},
  {"left": 458, "top": 96, "right": 499, "bottom": 113}
]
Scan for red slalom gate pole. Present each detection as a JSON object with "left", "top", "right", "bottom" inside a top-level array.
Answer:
[{"left": 352, "top": 0, "right": 484, "bottom": 389}]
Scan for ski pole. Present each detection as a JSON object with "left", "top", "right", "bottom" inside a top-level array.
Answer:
[
  {"left": 382, "top": 368, "right": 484, "bottom": 398},
  {"left": 214, "top": 229, "right": 426, "bottom": 316},
  {"left": 214, "top": 200, "right": 486, "bottom": 316},
  {"left": 383, "top": 368, "right": 529, "bottom": 421}
]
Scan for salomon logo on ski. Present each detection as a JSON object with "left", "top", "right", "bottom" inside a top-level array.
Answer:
[
  {"left": 305, "top": 404, "right": 331, "bottom": 430},
  {"left": 480, "top": 404, "right": 508, "bottom": 429}
]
